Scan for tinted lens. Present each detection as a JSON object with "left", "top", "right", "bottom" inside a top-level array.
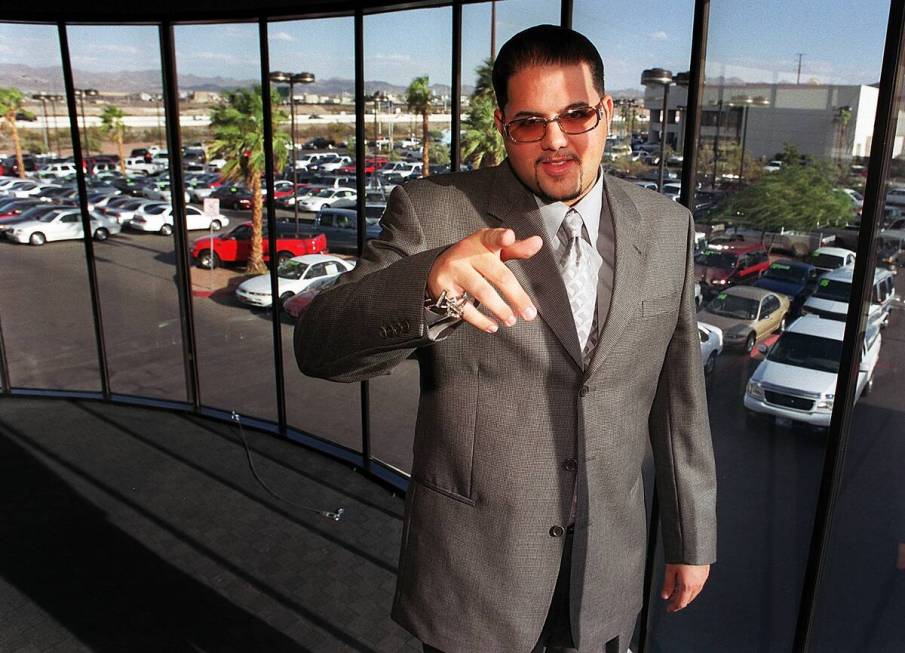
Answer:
[
  {"left": 508, "top": 117, "right": 547, "bottom": 142},
  {"left": 559, "top": 107, "right": 600, "bottom": 134}
]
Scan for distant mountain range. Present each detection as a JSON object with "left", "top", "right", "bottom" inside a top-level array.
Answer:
[{"left": 0, "top": 63, "right": 469, "bottom": 97}]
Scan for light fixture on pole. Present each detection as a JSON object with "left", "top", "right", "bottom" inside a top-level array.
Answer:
[
  {"left": 269, "top": 70, "right": 315, "bottom": 234},
  {"left": 31, "top": 92, "right": 51, "bottom": 153},
  {"left": 47, "top": 94, "right": 63, "bottom": 155},
  {"left": 672, "top": 72, "right": 690, "bottom": 158},
  {"left": 73, "top": 88, "right": 99, "bottom": 174},
  {"left": 640, "top": 68, "right": 674, "bottom": 192},
  {"left": 729, "top": 94, "right": 769, "bottom": 183}
]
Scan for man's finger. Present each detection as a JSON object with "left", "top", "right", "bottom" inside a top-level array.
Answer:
[
  {"left": 475, "top": 258, "right": 536, "bottom": 321},
  {"left": 500, "top": 235, "right": 543, "bottom": 262},
  {"left": 660, "top": 570, "right": 677, "bottom": 601},
  {"left": 459, "top": 301, "right": 499, "bottom": 334},
  {"left": 479, "top": 227, "right": 516, "bottom": 252},
  {"left": 458, "top": 269, "right": 518, "bottom": 326}
]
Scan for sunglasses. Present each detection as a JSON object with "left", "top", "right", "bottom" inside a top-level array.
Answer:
[{"left": 502, "top": 102, "right": 606, "bottom": 143}]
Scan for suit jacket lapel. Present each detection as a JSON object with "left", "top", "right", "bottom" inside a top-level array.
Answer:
[
  {"left": 486, "top": 161, "right": 583, "bottom": 368},
  {"left": 585, "top": 177, "right": 647, "bottom": 378}
]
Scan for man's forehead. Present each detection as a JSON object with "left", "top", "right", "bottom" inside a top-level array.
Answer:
[{"left": 505, "top": 62, "right": 599, "bottom": 112}]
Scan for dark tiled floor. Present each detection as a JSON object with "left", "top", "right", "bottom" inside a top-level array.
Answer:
[{"left": 0, "top": 397, "right": 422, "bottom": 653}]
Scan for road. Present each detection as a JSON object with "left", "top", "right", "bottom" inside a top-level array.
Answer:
[{"left": 0, "top": 213, "right": 902, "bottom": 651}]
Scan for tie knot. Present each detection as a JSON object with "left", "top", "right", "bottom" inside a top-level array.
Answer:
[{"left": 562, "top": 209, "right": 583, "bottom": 240}]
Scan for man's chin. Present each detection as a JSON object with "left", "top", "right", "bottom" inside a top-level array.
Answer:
[{"left": 536, "top": 178, "right": 582, "bottom": 203}]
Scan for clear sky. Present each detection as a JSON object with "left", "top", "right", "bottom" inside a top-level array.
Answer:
[{"left": 0, "top": 1, "right": 891, "bottom": 90}]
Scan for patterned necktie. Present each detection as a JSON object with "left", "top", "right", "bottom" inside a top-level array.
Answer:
[{"left": 557, "top": 208, "right": 601, "bottom": 362}]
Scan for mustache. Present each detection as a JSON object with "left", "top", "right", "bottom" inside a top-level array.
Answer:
[{"left": 535, "top": 153, "right": 580, "bottom": 165}]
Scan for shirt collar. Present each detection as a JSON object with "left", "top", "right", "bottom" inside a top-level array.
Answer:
[{"left": 534, "top": 167, "right": 604, "bottom": 249}]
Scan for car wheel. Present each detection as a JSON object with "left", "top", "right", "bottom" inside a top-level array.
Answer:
[
  {"left": 279, "top": 291, "right": 295, "bottom": 307},
  {"left": 778, "top": 317, "right": 787, "bottom": 332},
  {"left": 198, "top": 249, "right": 220, "bottom": 269},
  {"left": 29, "top": 231, "right": 46, "bottom": 246},
  {"left": 210, "top": 219, "right": 222, "bottom": 231},
  {"left": 93, "top": 227, "right": 109, "bottom": 241},
  {"left": 276, "top": 251, "right": 293, "bottom": 266},
  {"left": 159, "top": 223, "right": 173, "bottom": 236},
  {"left": 744, "top": 332, "right": 757, "bottom": 353},
  {"left": 704, "top": 351, "right": 718, "bottom": 377}
]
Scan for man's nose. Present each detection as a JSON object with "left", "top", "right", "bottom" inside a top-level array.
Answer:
[{"left": 540, "top": 119, "right": 569, "bottom": 150}]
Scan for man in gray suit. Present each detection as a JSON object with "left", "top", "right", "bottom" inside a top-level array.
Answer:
[{"left": 296, "top": 25, "right": 716, "bottom": 653}]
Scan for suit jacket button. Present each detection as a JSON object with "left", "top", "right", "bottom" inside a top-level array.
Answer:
[
  {"left": 549, "top": 525, "right": 565, "bottom": 538},
  {"left": 562, "top": 458, "right": 578, "bottom": 472},
  {"left": 579, "top": 385, "right": 590, "bottom": 397}
]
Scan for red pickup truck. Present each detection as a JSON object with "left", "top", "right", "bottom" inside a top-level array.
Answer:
[{"left": 191, "top": 221, "right": 327, "bottom": 268}]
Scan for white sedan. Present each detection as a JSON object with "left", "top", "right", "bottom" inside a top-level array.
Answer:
[
  {"left": 699, "top": 321, "right": 724, "bottom": 377},
  {"left": 235, "top": 254, "right": 355, "bottom": 308},
  {"left": 297, "top": 187, "right": 357, "bottom": 212},
  {"left": 6, "top": 208, "right": 121, "bottom": 245},
  {"left": 129, "top": 204, "right": 229, "bottom": 236}
]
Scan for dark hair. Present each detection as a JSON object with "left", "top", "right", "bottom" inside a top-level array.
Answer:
[{"left": 492, "top": 25, "right": 606, "bottom": 113}]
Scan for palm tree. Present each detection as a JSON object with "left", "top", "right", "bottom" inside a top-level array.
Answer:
[
  {"left": 100, "top": 105, "right": 127, "bottom": 174},
  {"left": 406, "top": 76, "right": 432, "bottom": 176},
  {"left": 209, "top": 86, "right": 289, "bottom": 274},
  {"left": 0, "top": 87, "right": 27, "bottom": 178},
  {"left": 461, "top": 58, "right": 504, "bottom": 168}
]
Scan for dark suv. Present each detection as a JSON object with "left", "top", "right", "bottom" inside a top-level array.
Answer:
[{"left": 695, "top": 242, "right": 771, "bottom": 297}]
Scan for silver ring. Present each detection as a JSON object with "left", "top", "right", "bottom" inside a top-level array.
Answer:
[{"left": 436, "top": 289, "right": 471, "bottom": 319}]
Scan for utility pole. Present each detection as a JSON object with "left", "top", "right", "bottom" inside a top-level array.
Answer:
[
  {"left": 490, "top": 1, "right": 496, "bottom": 61},
  {"left": 796, "top": 53, "right": 805, "bottom": 84}
]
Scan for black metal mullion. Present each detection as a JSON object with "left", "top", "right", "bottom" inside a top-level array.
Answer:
[
  {"left": 57, "top": 22, "right": 109, "bottom": 399},
  {"left": 560, "top": 0, "right": 573, "bottom": 29},
  {"left": 159, "top": 22, "right": 201, "bottom": 410},
  {"left": 793, "top": 1, "right": 905, "bottom": 650},
  {"left": 0, "top": 311, "right": 10, "bottom": 393},
  {"left": 451, "top": 1, "right": 462, "bottom": 172},
  {"left": 679, "top": 0, "right": 710, "bottom": 211},
  {"left": 355, "top": 9, "right": 372, "bottom": 472},
  {"left": 257, "top": 18, "right": 289, "bottom": 436}
]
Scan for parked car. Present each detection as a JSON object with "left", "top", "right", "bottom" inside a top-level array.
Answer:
[
  {"left": 698, "top": 321, "right": 724, "bottom": 377},
  {"left": 0, "top": 204, "right": 61, "bottom": 236},
  {"left": 801, "top": 265, "right": 896, "bottom": 328},
  {"left": 885, "top": 186, "right": 905, "bottom": 207},
  {"left": 694, "top": 242, "right": 771, "bottom": 297},
  {"left": 0, "top": 198, "right": 43, "bottom": 218},
  {"left": 810, "top": 246, "right": 856, "bottom": 273},
  {"left": 303, "top": 207, "right": 382, "bottom": 253},
  {"left": 235, "top": 254, "right": 355, "bottom": 308},
  {"left": 190, "top": 221, "right": 328, "bottom": 269},
  {"left": 753, "top": 259, "right": 818, "bottom": 316},
  {"left": 744, "top": 315, "right": 880, "bottom": 428},
  {"left": 128, "top": 204, "right": 229, "bottom": 235},
  {"left": 696, "top": 285, "right": 790, "bottom": 352},
  {"left": 210, "top": 184, "right": 254, "bottom": 210},
  {"left": 6, "top": 207, "right": 121, "bottom": 245},
  {"left": 298, "top": 187, "right": 357, "bottom": 212},
  {"left": 102, "top": 199, "right": 163, "bottom": 225}
]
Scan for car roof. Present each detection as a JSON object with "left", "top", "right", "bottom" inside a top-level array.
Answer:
[
  {"left": 787, "top": 315, "right": 845, "bottom": 340},
  {"left": 721, "top": 285, "right": 774, "bottom": 300},
  {"left": 769, "top": 258, "right": 813, "bottom": 270},
  {"left": 814, "top": 246, "right": 855, "bottom": 257},
  {"left": 287, "top": 253, "right": 348, "bottom": 264}
]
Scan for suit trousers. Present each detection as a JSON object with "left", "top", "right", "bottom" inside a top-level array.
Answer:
[{"left": 422, "top": 528, "right": 636, "bottom": 653}]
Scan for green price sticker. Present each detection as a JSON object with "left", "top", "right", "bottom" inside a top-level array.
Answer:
[
  {"left": 771, "top": 263, "right": 791, "bottom": 270},
  {"left": 718, "top": 292, "right": 728, "bottom": 300},
  {"left": 820, "top": 279, "right": 829, "bottom": 287}
]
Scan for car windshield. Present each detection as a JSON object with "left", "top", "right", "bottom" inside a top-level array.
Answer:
[
  {"left": 315, "top": 189, "right": 334, "bottom": 198},
  {"left": 146, "top": 205, "right": 167, "bottom": 215},
  {"left": 696, "top": 250, "right": 737, "bottom": 269},
  {"left": 277, "top": 260, "right": 310, "bottom": 280},
  {"left": 17, "top": 206, "right": 52, "bottom": 220},
  {"left": 38, "top": 212, "right": 64, "bottom": 222},
  {"left": 813, "top": 278, "right": 851, "bottom": 302},
  {"left": 767, "top": 332, "right": 842, "bottom": 374},
  {"left": 812, "top": 253, "right": 844, "bottom": 269},
  {"left": 763, "top": 262, "right": 807, "bottom": 283},
  {"left": 706, "top": 293, "right": 759, "bottom": 320}
]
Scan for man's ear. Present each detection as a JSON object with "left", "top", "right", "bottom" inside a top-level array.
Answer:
[{"left": 494, "top": 108, "right": 505, "bottom": 135}]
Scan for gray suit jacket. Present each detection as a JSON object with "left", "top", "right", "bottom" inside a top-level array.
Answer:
[{"left": 295, "top": 161, "right": 717, "bottom": 653}]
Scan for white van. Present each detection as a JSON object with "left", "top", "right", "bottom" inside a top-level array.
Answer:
[
  {"left": 802, "top": 266, "right": 896, "bottom": 328},
  {"left": 38, "top": 162, "right": 77, "bottom": 179},
  {"left": 744, "top": 315, "right": 880, "bottom": 428},
  {"left": 810, "top": 246, "right": 856, "bottom": 273}
]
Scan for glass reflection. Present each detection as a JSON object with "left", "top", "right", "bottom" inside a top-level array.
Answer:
[
  {"left": 174, "top": 23, "right": 277, "bottom": 421},
  {"left": 66, "top": 24, "right": 186, "bottom": 401},
  {"left": 365, "top": 6, "right": 452, "bottom": 474},
  {"left": 0, "top": 23, "right": 100, "bottom": 391},
  {"left": 268, "top": 16, "right": 362, "bottom": 452}
]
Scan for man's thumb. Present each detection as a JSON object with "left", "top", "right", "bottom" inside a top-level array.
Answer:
[
  {"left": 661, "top": 572, "right": 676, "bottom": 600},
  {"left": 501, "top": 235, "right": 543, "bottom": 261},
  {"left": 481, "top": 228, "right": 516, "bottom": 251}
]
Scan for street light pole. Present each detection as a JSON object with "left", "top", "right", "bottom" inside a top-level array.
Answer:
[
  {"left": 712, "top": 96, "right": 724, "bottom": 190},
  {"left": 32, "top": 92, "right": 50, "bottom": 153},
  {"left": 74, "top": 88, "right": 98, "bottom": 175},
  {"left": 48, "top": 94, "right": 63, "bottom": 155},
  {"left": 641, "top": 68, "right": 674, "bottom": 192},
  {"left": 731, "top": 94, "right": 769, "bottom": 184}
]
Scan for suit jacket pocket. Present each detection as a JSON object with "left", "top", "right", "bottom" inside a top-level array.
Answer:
[{"left": 641, "top": 294, "right": 677, "bottom": 317}]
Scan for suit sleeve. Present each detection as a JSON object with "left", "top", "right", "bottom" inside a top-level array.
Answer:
[
  {"left": 648, "top": 211, "right": 718, "bottom": 565},
  {"left": 294, "top": 183, "right": 463, "bottom": 382}
]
